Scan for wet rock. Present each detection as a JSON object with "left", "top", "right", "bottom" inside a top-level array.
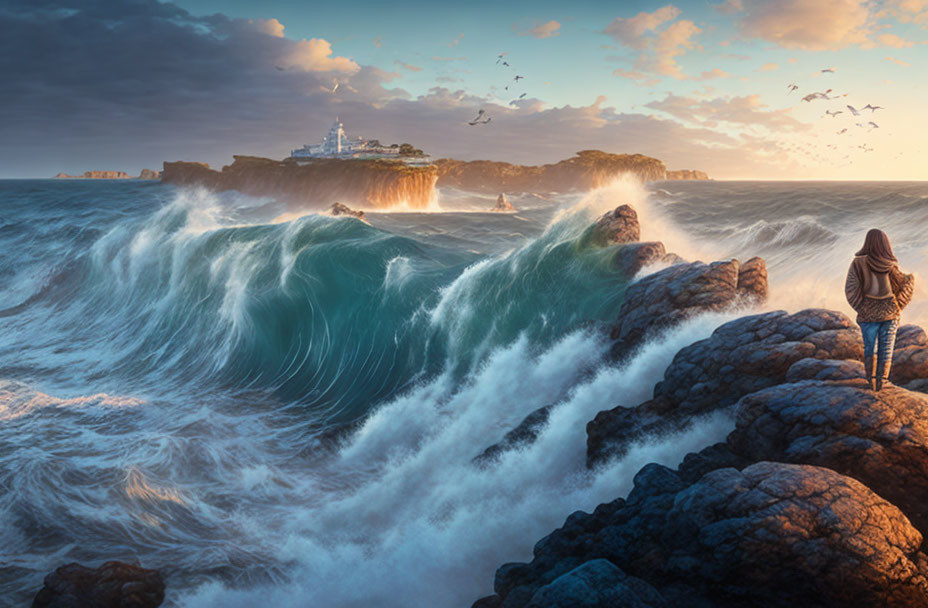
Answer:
[
  {"left": 588, "top": 205, "right": 640, "bottom": 247},
  {"left": 491, "top": 193, "right": 515, "bottom": 212},
  {"left": 612, "top": 242, "right": 681, "bottom": 278},
  {"left": 589, "top": 309, "right": 861, "bottom": 467},
  {"left": 32, "top": 561, "right": 165, "bottom": 608},
  {"left": 675, "top": 441, "right": 750, "bottom": 485},
  {"left": 664, "top": 462, "right": 928, "bottom": 608},
  {"left": 330, "top": 202, "right": 366, "bottom": 221},
  {"left": 729, "top": 380, "right": 928, "bottom": 533},
  {"left": 608, "top": 257, "right": 768, "bottom": 359},
  {"left": 474, "top": 405, "right": 553, "bottom": 465},
  {"left": 525, "top": 559, "right": 666, "bottom": 608}
]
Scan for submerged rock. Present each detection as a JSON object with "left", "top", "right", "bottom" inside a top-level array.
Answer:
[
  {"left": 491, "top": 193, "right": 515, "bottom": 212},
  {"left": 474, "top": 405, "right": 552, "bottom": 465},
  {"left": 330, "top": 202, "right": 367, "bottom": 221},
  {"left": 32, "top": 561, "right": 165, "bottom": 608}
]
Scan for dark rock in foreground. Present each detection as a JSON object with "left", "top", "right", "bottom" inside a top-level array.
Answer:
[
  {"left": 33, "top": 561, "right": 164, "bottom": 608},
  {"left": 730, "top": 380, "right": 928, "bottom": 533}
]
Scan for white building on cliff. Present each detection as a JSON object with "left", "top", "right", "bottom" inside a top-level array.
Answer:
[{"left": 289, "top": 117, "right": 429, "bottom": 164}]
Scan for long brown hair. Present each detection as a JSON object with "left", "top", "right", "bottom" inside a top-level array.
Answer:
[{"left": 856, "top": 228, "right": 897, "bottom": 273}]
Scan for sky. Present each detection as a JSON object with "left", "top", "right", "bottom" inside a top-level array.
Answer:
[{"left": 2, "top": 0, "right": 928, "bottom": 179}]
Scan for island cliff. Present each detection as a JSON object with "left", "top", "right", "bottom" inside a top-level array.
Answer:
[
  {"left": 162, "top": 156, "right": 437, "bottom": 210},
  {"left": 54, "top": 170, "right": 161, "bottom": 179},
  {"left": 434, "top": 150, "right": 708, "bottom": 193}
]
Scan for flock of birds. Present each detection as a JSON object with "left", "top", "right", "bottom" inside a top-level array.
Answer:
[
  {"left": 467, "top": 52, "right": 529, "bottom": 125},
  {"left": 785, "top": 68, "right": 893, "bottom": 166}
]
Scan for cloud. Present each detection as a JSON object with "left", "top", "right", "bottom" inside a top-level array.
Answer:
[
  {"left": 757, "top": 62, "right": 779, "bottom": 71},
  {"left": 613, "top": 68, "right": 660, "bottom": 86},
  {"left": 645, "top": 93, "right": 810, "bottom": 132},
  {"left": 885, "top": 55, "right": 912, "bottom": 66},
  {"left": 431, "top": 56, "right": 467, "bottom": 61},
  {"left": 604, "top": 5, "right": 681, "bottom": 49},
  {"left": 394, "top": 60, "right": 423, "bottom": 72},
  {"left": 878, "top": 33, "right": 915, "bottom": 47},
  {"left": 698, "top": 68, "right": 730, "bottom": 80},
  {"left": 604, "top": 6, "right": 701, "bottom": 80},
  {"left": 283, "top": 38, "right": 360, "bottom": 73},
  {"left": 515, "top": 20, "right": 562, "bottom": 39},
  {"left": 737, "top": 0, "right": 872, "bottom": 50},
  {"left": 250, "top": 18, "right": 284, "bottom": 38},
  {"left": 712, "top": 0, "right": 744, "bottom": 13}
]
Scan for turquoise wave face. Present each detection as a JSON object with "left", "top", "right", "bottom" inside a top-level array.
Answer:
[{"left": 0, "top": 183, "right": 629, "bottom": 425}]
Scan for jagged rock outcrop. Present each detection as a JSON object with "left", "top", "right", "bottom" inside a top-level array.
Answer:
[
  {"left": 589, "top": 309, "right": 860, "bottom": 467},
  {"left": 330, "top": 202, "right": 366, "bottom": 221},
  {"left": 434, "top": 151, "right": 673, "bottom": 193},
  {"left": 607, "top": 257, "right": 768, "bottom": 360},
  {"left": 664, "top": 169, "right": 709, "bottom": 181},
  {"left": 586, "top": 205, "right": 640, "bottom": 246},
  {"left": 32, "top": 561, "right": 164, "bottom": 608},
  {"left": 474, "top": 405, "right": 553, "bottom": 465},
  {"left": 162, "top": 155, "right": 438, "bottom": 210},
  {"left": 476, "top": 462, "right": 928, "bottom": 608},
  {"left": 730, "top": 380, "right": 928, "bottom": 532},
  {"left": 491, "top": 193, "right": 515, "bottom": 212},
  {"left": 137, "top": 169, "right": 161, "bottom": 180}
]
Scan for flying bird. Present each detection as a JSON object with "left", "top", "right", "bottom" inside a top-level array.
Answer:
[
  {"left": 496, "top": 53, "right": 507, "bottom": 64},
  {"left": 846, "top": 105, "right": 860, "bottom": 116},
  {"left": 821, "top": 68, "right": 836, "bottom": 73},
  {"left": 518, "top": 93, "right": 526, "bottom": 99},
  {"left": 837, "top": 128, "right": 848, "bottom": 134},
  {"left": 868, "top": 121, "right": 880, "bottom": 129},
  {"left": 275, "top": 66, "right": 286, "bottom": 71},
  {"left": 513, "top": 75, "right": 524, "bottom": 82},
  {"left": 331, "top": 81, "right": 339, "bottom": 94},
  {"left": 787, "top": 84, "right": 799, "bottom": 93},
  {"left": 502, "top": 61, "right": 510, "bottom": 67},
  {"left": 468, "top": 109, "right": 491, "bottom": 125},
  {"left": 825, "top": 110, "right": 843, "bottom": 117},
  {"left": 863, "top": 104, "right": 884, "bottom": 112}
]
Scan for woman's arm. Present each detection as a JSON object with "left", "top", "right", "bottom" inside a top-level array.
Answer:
[
  {"left": 891, "top": 266, "right": 915, "bottom": 311},
  {"left": 845, "top": 260, "right": 863, "bottom": 310}
]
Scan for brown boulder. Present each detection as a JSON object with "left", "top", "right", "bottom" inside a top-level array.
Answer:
[{"left": 32, "top": 561, "right": 164, "bottom": 608}]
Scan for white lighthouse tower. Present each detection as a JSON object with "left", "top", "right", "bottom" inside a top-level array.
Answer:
[{"left": 321, "top": 117, "right": 348, "bottom": 155}]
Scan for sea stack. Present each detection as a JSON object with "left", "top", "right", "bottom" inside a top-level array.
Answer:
[{"left": 491, "top": 193, "right": 515, "bottom": 212}]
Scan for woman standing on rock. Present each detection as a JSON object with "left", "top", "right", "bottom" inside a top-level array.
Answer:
[{"left": 845, "top": 229, "right": 915, "bottom": 391}]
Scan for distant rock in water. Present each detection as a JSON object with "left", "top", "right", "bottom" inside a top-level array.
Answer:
[
  {"left": 490, "top": 193, "right": 515, "bottom": 212},
  {"left": 665, "top": 169, "right": 710, "bottom": 180},
  {"left": 162, "top": 155, "right": 437, "bottom": 210},
  {"left": 54, "top": 169, "right": 160, "bottom": 179},
  {"left": 435, "top": 150, "right": 707, "bottom": 194},
  {"left": 330, "top": 202, "right": 366, "bottom": 221},
  {"left": 54, "top": 170, "right": 131, "bottom": 179},
  {"left": 33, "top": 561, "right": 164, "bottom": 608}
]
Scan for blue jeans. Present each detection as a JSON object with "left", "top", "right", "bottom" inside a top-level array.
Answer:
[{"left": 860, "top": 319, "right": 898, "bottom": 380}]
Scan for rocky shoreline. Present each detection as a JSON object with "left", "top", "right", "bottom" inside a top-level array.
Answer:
[{"left": 471, "top": 205, "right": 928, "bottom": 608}]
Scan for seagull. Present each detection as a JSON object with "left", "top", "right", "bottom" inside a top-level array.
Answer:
[
  {"left": 856, "top": 122, "right": 865, "bottom": 128},
  {"left": 787, "top": 84, "right": 799, "bottom": 93},
  {"left": 868, "top": 121, "right": 880, "bottom": 129},
  {"left": 331, "top": 81, "right": 339, "bottom": 94},
  {"left": 502, "top": 61, "right": 510, "bottom": 67},
  {"left": 847, "top": 104, "right": 860, "bottom": 116},
  {"left": 513, "top": 75, "right": 524, "bottom": 82},
  {"left": 825, "top": 110, "right": 843, "bottom": 117},
  {"left": 496, "top": 53, "right": 507, "bottom": 64},
  {"left": 837, "top": 128, "right": 848, "bottom": 134},
  {"left": 468, "top": 109, "right": 491, "bottom": 125},
  {"left": 863, "top": 104, "right": 884, "bottom": 112},
  {"left": 821, "top": 68, "right": 836, "bottom": 73},
  {"left": 275, "top": 66, "right": 286, "bottom": 71},
  {"left": 518, "top": 93, "right": 526, "bottom": 99}
]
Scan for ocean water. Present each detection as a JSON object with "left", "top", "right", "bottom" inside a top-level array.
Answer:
[{"left": 0, "top": 177, "right": 926, "bottom": 606}]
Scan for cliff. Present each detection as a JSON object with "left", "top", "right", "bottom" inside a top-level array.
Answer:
[
  {"left": 162, "top": 156, "right": 437, "bottom": 210},
  {"left": 665, "top": 168, "right": 709, "bottom": 180},
  {"left": 434, "top": 150, "right": 701, "bottom": 193}
]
